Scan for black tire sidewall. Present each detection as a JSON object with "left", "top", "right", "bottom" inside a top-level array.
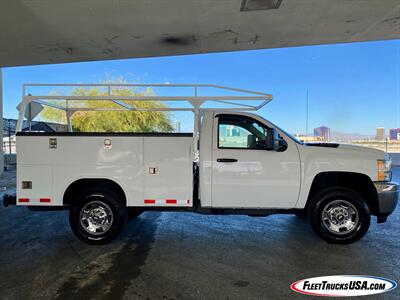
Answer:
[
  {"left": 69, "top": 189, "right": 127, "bottom": 245},
  {"left": 310, "top": 187, "right": 370, "bottom": 244}
]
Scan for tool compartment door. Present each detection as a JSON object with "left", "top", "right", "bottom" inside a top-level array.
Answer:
[{"left": 143, "top": 136, "right": 193, "bottom": 207}]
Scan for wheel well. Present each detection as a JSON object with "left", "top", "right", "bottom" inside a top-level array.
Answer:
[
  {"left": 63, "top": 179, "right": 127, "bottom": 206},
  {"left": 306, "top": 172, "right": 379, "bottom": 215}
]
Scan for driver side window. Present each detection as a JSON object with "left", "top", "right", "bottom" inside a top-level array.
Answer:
[{"left": 218, "top": 115, "right": 269, "bottom": 149}]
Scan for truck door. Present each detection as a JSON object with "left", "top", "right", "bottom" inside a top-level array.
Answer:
[{"left": 211, "top": 113, "right": 301, "bottom": 208}]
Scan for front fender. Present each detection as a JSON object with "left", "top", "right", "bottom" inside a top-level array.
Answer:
[{"left": 295, "top": 145, "right": 381, "bottom": 209}]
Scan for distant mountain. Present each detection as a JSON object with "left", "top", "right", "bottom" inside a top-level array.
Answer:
[{"left": 330, "top": 131, "right": 373, "bottom": 141}]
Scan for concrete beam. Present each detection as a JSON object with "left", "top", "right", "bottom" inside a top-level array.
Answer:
[{"left": 0, "top": 0, "right": 399, "bottom": 67}]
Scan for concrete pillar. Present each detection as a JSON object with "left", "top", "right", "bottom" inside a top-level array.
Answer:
[{"left": 0, "top": 68, "right": 4, "bottom": 175}]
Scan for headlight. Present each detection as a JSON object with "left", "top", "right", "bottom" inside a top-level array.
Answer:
[{"left": 377, "top": 159, "right": 392, "bottom": 181}]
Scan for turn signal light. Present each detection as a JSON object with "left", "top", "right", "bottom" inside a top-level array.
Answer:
[{"left": 377, "top": 159, "right": 392, "bottom": 182}]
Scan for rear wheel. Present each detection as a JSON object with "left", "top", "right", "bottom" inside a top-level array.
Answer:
[
  {"left": 69, "top": 188, "right": 127, "bottom": 245},
  {"left": 309, "top": 187, "right": 370, "bottom": 244}
]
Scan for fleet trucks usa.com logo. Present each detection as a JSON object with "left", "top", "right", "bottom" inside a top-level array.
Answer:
[{"left": 291, "top": 275, "right": 397, "bottom": 297}]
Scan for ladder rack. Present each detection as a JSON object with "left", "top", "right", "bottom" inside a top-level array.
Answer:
[{"left": 16, "top": 83, "right": 273, "bottom": 133}]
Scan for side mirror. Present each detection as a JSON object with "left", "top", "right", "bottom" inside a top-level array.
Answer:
[{"left": 266, "top": 128, "right": 286, "bottom": 151}]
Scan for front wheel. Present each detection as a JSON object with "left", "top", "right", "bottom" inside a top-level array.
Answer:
[
  {"left": 309, "top": 187, "right": 370, "bottom": 244},
  {"left": 69, "top": 189, "right": 127, "bottom": 245}
]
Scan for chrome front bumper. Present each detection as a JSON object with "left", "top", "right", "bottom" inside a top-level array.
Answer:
[{"left": 373, "top": 182, "right": 399, "bottom": 219}]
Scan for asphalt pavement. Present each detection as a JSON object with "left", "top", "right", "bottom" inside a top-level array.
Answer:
[{"left": 0, "top": 168, "right": 399, "bottom": 299}]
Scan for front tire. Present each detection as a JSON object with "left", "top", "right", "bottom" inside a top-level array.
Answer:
[
  {"left": 69, "top": 188, "right": 127, "bottom": 245},
  {"left": 309, "top": 187, "right": 370, "bottom": 244}
]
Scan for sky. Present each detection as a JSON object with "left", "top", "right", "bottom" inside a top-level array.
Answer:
[{"left": 2, "top": 39, "right": 400, "bottom": 135}]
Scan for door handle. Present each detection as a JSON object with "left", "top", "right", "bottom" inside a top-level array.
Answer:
[{"left": 217, "top": 158, "right": 238, "bottom": 163}]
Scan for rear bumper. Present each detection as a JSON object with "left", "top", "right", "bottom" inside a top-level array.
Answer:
[
  {"left": 2, "top": 193, "right": 16, "bottom": 207},
  {"left": 373, "top": 181, "right": 399, "bottom": 220}
]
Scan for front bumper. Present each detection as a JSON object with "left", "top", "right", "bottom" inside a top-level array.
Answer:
[{"left": 373, "top": 181, "right": 399, "bottom": 220}]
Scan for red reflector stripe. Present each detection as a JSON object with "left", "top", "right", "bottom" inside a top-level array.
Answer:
[
  {"left": 18, "top": 198, "right": 29, "bottom": 203},
  {"left": 40, "top": 198, "right": 51, "bottom": 203},
  {"left": 166, "top": 199, "right": 177, "bottom": 204},
  {"left": 144, "top": 199, "right": 156, "bottom": 204}
]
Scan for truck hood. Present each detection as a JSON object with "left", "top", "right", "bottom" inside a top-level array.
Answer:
[
  {"left": 337, "top": 144, "right": 385, "bottom": 157},
  {"left": 305, "top": 142, "right": 386, "bottom": 159}
]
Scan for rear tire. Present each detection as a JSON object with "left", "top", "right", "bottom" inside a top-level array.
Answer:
[
  {"left": 309, "top": 187, "right": 370, "bottom": 244},
  {"left": 69, "top": 188, "right": 127, "bottom": 245}
]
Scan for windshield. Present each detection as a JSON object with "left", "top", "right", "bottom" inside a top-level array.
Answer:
[{"left": 257, "top": 116, "right": 304, "bottom": 145}]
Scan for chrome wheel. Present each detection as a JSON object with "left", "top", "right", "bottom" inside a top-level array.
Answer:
[
  {"left": 79, "top": 200, "right": 114, "bottom": 235},
  {"left": 322, "top": 200, "right": 359, "bottom": 235}
]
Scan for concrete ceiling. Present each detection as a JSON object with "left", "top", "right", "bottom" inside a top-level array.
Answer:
[{"left": 0, "top": 0, "right": 399, "bottom": 67}]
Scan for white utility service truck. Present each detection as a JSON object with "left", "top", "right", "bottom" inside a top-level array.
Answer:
[{"left": 3, "top": 84, "right": 398, "bottom": 245}]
